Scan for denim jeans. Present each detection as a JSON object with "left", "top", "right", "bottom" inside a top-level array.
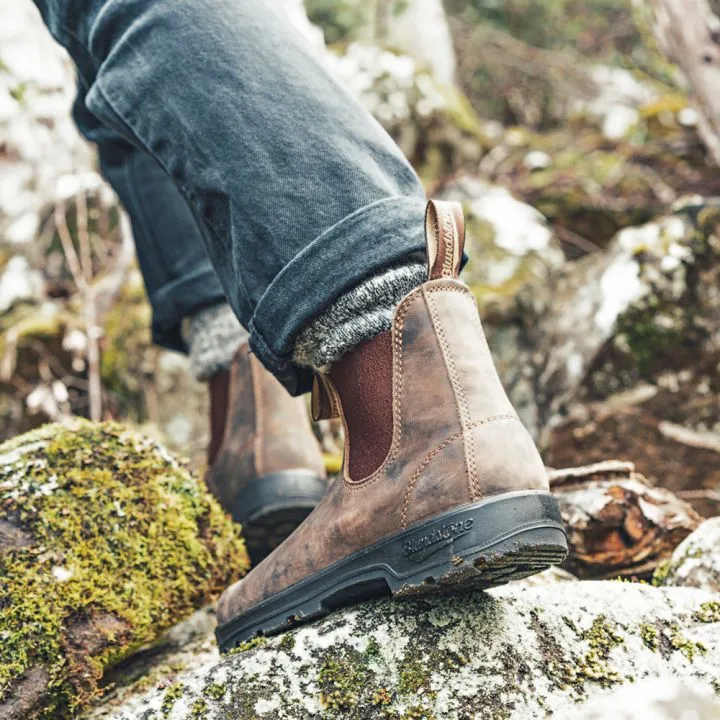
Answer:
[
  {"left": 33, "top": 0, "right": 427, "bottom": 394},
  {"left": 88, "top": 125, "right": 226, "bottom": 353}
]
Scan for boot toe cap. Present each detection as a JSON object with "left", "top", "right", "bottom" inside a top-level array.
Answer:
[{"left": 216, "top": 578, "right": 247, "bottom": 628}]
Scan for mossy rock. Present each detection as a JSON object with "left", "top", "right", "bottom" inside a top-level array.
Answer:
[
  {"left": 98, "top": 581, "right": 720, "bottom": 719},
  {"left": 655, "top": 519, "right": 720, "bottom": 595},
  {"left": 536, "top": 200, "right": 720, "bottom": 511},
  {"left": 0, "top": 420, "right": 248, "bottom": 719}
]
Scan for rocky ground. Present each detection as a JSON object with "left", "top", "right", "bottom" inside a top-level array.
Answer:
[
  {"left": 91, "top": 557, "right": 720, "bottom": 719},
  {"left": 0, "top": 420, "right": 717, "bottom": 719}
]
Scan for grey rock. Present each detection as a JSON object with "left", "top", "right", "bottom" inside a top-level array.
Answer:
[
  {"left": 657, "top": 518, "right": 720, "bottom": 594},
  {"left": 568, "top": 677, "right": 720, "bottom": 719},
  {"left": 94, "top": 582, "right": 720, "bottom": 720}
]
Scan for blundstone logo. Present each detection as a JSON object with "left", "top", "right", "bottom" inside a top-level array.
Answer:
[
  {"left": 402, "top": 518, "right": 474, "bottom": 562},
  {"left": 441, "top": 212, "right": 456, "bottom": 277}
]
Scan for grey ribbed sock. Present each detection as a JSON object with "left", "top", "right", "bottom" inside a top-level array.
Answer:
[
  {"left": 182, "top": 303, "right": 249, "bottom": 381},
  {"left": 293, "top": 261, "right": 427, "bottom": 370}
]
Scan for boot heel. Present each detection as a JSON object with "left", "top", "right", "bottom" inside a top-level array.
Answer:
[
  {"left": 232, "top": 471, "right": 326, "bottom": 563},
  {"left": 385, "top": 490, "right": 567, "bottom": 596}
]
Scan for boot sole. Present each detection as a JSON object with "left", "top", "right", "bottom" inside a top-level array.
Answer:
[
  {"left": 231, "top": 470, "right": 327, "bottom": 564},
  {"left": 217, "top": 490, "right": 567, "bottom": 652}
]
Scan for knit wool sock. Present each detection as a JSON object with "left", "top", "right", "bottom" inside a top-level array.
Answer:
[
  {"left": 183, "top": 302, "right": 249, "bottom": 382},
  {"left": 292, "top": 260, "right": 427, "bottom": 371}
]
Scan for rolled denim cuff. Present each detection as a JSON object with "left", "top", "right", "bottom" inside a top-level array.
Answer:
[
  {"left": 149, "top": 262, "right": 226, "bottom": 353},
  {"left": 248, "top": 196, "right": 427, "bottom": 396}
]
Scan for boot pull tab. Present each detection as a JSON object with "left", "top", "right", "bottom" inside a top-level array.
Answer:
[
  {"left": 311, "top": 372, "right": 340, "bottom": 421},
  {"left": 424, "top": 199, "right": 465, "bottom": 281}
]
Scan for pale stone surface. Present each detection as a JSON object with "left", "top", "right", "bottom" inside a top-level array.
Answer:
[
  {"left": 439, "top": 174, "right": 564, "bottom": 295},
  {"left": 0, "top": 257, "right": 43, "bottom": 314},
  {"left": 579, "top": 66, "right": 657, "bottom": 141},
  {"left": 569, "top": 677, "right": 720, "bottom": 719},
  {"left": 93, "top": 582, "right": 720, "bottom": 720},
  {"left": 382, "top": 0, "right": 456, "bottom": 84},
  {"left": 658, "top": 518, "right": 720, "bottom": 594}
]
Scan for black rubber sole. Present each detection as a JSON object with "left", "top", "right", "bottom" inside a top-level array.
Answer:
[
  {"left": 232, "top": 470, "right": 326, "bottom": 565},
  {"left": 217, "top": 490, "right": 567, "bottom": 652}
]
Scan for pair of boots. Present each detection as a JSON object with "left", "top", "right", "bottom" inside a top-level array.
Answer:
[{"left": 207, "top": 201, "right": 567, "bottom": 651}]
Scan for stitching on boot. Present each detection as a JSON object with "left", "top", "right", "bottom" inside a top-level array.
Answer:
[
  {"left": 400, "top": 414, "right": 519, "bottom": 529},
  {"left": 343, "top": 286, "right": 423, "bottom": 489},
  {"left": 423, "top": 287, "right": 482, "bottom": 501}
]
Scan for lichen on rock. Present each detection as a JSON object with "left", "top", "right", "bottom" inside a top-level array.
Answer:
[
  {"left": 0, "top": 420, "right": 248, "bottom": 719},
  {"left": 654, "top": 518, "right": 720, "bottom": 594},
  {"left": 99, "top": 581, "right": 720, "bottom": 720}
]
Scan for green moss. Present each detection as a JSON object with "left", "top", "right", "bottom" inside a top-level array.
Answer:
[
  {"left": 533, "top": 612, "right": 625, "bottom": 693},
  {"left": 203, "top": 682, "right": 227, "bottom": 702},
  {"left": 667, "top": 625, "right": 707, "bottom": 661},
  {"left": 0, "top": 421, "right": 248, "bottom": 718},
  {"left": 403, "top": 706, "right": 436, "bottom": 720},
  {"left": 398, "top": 659, "right": 429, "bottom": 695},
  {"left": 652, "top": 559, "right": 671, "bottom": 586},
  {"left": 318, "top": 656, "right": 363, "bottom": 712},
  {"left": 363, "top": 636, "right": 381, "bottom": 660},
  {"left": 694, "top": 601, "right": 720, "bottom": 624},
  {"left": 639, "top": 623, "right": 659, "bottom": 651},
  {"left": 574, "top": 616, "right": 625, "bottom": 688},
  {"left": 616, "top": 316, "right": 683, "bottom": 378},
  {"left": 279, "top": 634, "right": 296, "bottom": 652},
  {"left": 161, "top": 683, "right": 186, "bottom": 718},
  {"left": 231, "top": 636, "right": 267, "bottom": 654},
  {"left": 9, "top": 82, "right": 28, "bottom": 103},
  {"left": 654, "top": 545, "right": 703, "bottom": 587},
  {"left": 189, "top": 698, "right": 209, "bottom": 719},
  {"left": 442, "top": 649, "right": 469, "bottom": 670}
]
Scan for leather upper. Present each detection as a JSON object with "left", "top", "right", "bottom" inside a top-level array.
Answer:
[
  {"left": 206, "top": 344, "right": 326, "bottom": 509},
  {"left": 216, "top": 273, "right": 549, "bottom": 625}
]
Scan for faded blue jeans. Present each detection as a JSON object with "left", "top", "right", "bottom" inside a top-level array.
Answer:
[
  {"left": 34, "top": 0, "right": 427, "bottom": 394},
  {"left": 87, "top": 124, "right": 227, "bottom": 355}
]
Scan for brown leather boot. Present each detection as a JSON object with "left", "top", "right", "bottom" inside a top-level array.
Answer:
[
  {"left": 206, "top": 344, "right": 327, "bottom": 564},
  {"left": 215, "top": 200, "right": 567, "bottom": 650}
]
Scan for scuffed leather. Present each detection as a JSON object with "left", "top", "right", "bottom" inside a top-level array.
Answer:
[
  {"left": 206, "top": 344, "right": 325, "bottom": 510},
  {"left": 216, "top": 280, "right": 549, "bottom": 625}
]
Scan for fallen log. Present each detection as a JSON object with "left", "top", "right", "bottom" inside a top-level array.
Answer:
[{"left": 550, "top": 461, "right": 703, "bottom": 579}]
